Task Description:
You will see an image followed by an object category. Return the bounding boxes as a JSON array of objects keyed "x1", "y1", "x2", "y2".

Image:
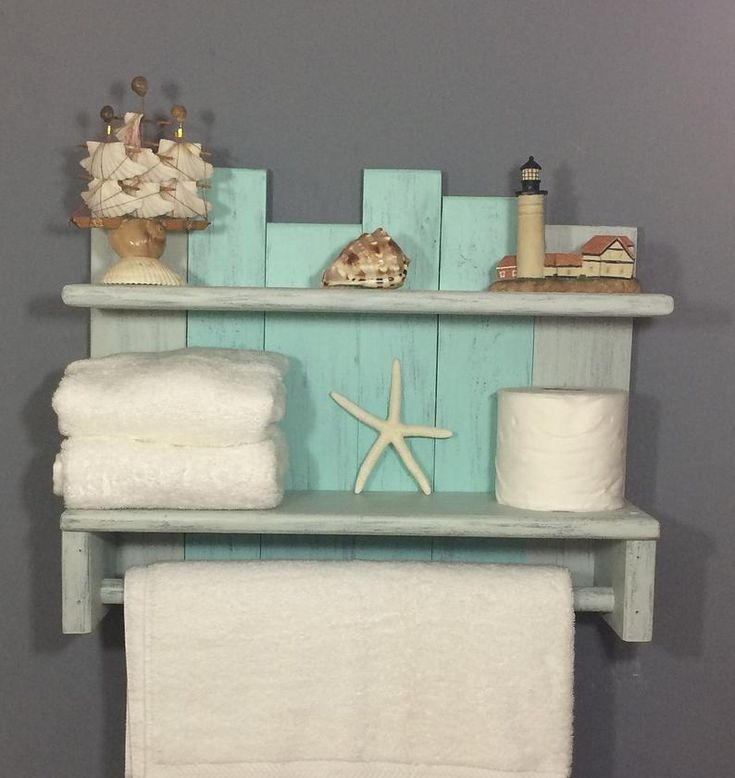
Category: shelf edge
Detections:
[{"x1": 62, "y1": 285, "x2": 674, "y2": 318}]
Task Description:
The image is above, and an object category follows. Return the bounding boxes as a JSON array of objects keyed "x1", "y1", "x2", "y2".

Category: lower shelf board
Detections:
[
  {"x1": 60, "y1": 490, "x2": 660, "y2": 539},
  {"x1": 60, "y1": 491, "x2": 659, "y2": 642}
]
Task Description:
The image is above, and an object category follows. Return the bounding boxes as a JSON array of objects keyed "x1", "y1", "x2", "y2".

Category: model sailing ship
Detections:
[{"x1": 72, "y1": 76, "x2": 213, "y2": 285}]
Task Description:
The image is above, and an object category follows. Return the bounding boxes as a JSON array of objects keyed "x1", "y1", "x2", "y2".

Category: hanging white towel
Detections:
[
  {"x1": 124, "y1": 561, "x2": 574, "y2": 778},
  {"x1": 52, "y1": 347, "x2": 288, "y2": 446},
  {"x1": 54, "y1": 428, "x2": 287, "y2": 509}
]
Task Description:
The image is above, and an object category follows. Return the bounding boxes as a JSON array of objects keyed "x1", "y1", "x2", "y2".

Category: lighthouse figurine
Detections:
[
  {"x1": 490, "y1": 156, "x2": 642, "y2": 292},
  {"x1": 515, "y1": 156, "x2": 547, "y2": 278}
]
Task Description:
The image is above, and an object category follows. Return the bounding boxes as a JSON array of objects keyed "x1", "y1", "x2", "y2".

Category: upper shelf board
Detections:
[
  {"x1": 62, "y1": 285, "x2": 674, "y2": 318},
  {"x1": 61, "y1": 491, "x2": 660, "y2": 539}
]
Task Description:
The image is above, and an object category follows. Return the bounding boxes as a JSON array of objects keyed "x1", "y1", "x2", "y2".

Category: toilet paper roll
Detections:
[{"x1": 495, "y1": 387, "x2": 628, "y2": 512}]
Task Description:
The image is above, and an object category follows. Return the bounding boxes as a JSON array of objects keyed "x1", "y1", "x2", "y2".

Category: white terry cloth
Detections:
[
  {"x1": 124, "y1": 561, "x2": 574, "y2": 778},
  {"x1": 52, "y1": 348, "x2": 288, "y2": 446},
  {"x1": 53, "y1": 428, "x2": 286, "y2": 509}
]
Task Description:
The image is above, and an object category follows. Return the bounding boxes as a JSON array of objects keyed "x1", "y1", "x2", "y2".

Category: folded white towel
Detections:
[
  {"x1": 52, "y1": 348, "x2": 288, "y2": 446},
  {"x1": 125, "y1": 561, "x2": 574, "y2": 778},
  {"x1": 54, "y1": 429, "x2": 287, "y2": 509}
]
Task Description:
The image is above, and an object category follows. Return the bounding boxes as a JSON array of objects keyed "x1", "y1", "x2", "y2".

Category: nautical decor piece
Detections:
[
  {"x1": 515, "y1": 156, "x2": 547, "y2": 279},
  {"x1": 490, "y1": 158, "x2": 641, "y2": 292},
  {"x1": 72, "y1": 76, "x2": 213, "y2": 285},
  {"x1": 495, "y1": 387, "x2": 629, "y2": 512},
  {"x1": 321, "y1": 228, "x2": 410, "y2": 288},
  {"x1": 330, "y1": 359, "x2": 453, "y2": 494}
]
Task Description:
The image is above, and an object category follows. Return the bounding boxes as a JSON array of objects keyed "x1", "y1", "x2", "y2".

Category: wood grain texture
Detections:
[
  {"x1": 435, "y1": 196, "x2": 531, "y2": 492},
  {"x1": 63, "y1": 181, "x2": 663, "y2": 641},
  {"x1": 433, "y1": 196, "x2": 531, "y2": 563},
  {"x1": 60, "y1": 492, "x2": 660, "y2": 539},
  {"x1": 527, "y1": 226, "x2": 638, "y2": 600},
  {"x1": 596, "y1": 539, "x2": 657, "y2": 641},
  {"x1": 353, "y1": 170, "x2": 443, "y2": 559},
  {"x1": 64, "y1": 284, "x2": 674, "y2": 317},
  {"x1": 359, "y1": 170, "x2": 442, "y2": 492},
  {"x1": 62, "y1": 232, "x2": 188, "y2": 632},
  {"x1": 187, "y1": 168, "x2": 267, "y2": 349},
  {"x1": 89, "y1": 230, "x2": 188, "y2": 357},
  {"x1": 184, "y1": 168, "x2": 268, "y2": 561},
  {"x1": 261, "y1": 222, "x2": 362, "y2": 560},
  {"x1": 61, "y1": 531, "x2": 110, "y2": 634}
]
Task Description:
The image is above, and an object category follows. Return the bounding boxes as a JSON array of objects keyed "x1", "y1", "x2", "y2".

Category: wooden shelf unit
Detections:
[{"x1": 59, "y1": 169, "x2": 673, "y2": 643}]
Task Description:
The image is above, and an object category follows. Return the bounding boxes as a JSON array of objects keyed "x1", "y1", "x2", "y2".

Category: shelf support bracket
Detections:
[
  {"x1": 61, "y1": 531, "x2": 111, "y2": 634},
  {"x1": 595, "y1": 539, "x2": 656, "y2": 641}
]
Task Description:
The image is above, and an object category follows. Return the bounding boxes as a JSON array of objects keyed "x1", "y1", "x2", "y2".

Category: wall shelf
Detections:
[
  {"x1": 59, "y1": 172, "x2": 670, "y2": 646},
  {"x1": 62, "y1": 284, "x2": 674, "y2": 318},
  {"x1": 61, "y1": 491, "x2": 658, "y2": 642},
  {"x1": 61, "y1": 491, "x2": 660, "y2": 539}
]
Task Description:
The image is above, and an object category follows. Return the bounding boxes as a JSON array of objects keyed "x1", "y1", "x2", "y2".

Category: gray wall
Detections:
[{"x1": 1, "y1": 1, "x2": 733, "y2": 775}]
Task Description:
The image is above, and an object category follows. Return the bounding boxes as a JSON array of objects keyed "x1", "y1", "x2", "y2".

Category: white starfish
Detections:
[{"x1": 330, "y1": 359, "x2": 453, "y2": 495}]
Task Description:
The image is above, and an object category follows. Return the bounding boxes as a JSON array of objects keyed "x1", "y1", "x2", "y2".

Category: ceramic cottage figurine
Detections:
[
  {"x1": 321, "y1": 228, "x2": 410, "y2": 288},
  {"x1": 489, "y1": 157, "x2": 641, "y2": 293},
  {"x1": 72, "y1": 76, "x2": 214, "y2": 285}
]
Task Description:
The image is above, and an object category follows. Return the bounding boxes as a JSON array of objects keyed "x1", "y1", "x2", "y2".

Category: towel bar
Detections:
[{"x1": 99, "y1": 578, "x2": 615, "y2": 612}]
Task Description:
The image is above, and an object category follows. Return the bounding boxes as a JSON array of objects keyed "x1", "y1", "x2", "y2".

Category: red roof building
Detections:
[{"x1": 496, "y1": 235, "x2": 636, "y2": 280}]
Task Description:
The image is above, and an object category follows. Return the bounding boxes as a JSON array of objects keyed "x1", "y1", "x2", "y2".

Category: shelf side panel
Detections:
[
  {"x1": 185, "y1": 168, "x2": 268, "y2": 561},
  {"x1": 433, "y1": 196, "x2": 532, "y2": 564},
  {"x1": 262, "y1": 222, "x2": 363, "y2": 560}
]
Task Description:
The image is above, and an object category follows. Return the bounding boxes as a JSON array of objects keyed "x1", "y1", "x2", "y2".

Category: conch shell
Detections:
[{"x1": 321, "y1": 228, "x2": 410, "y2": 288}]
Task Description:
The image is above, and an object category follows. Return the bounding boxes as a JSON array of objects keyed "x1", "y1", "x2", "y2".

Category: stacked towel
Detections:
[
  {"x1": 52, "y1": 348, "x2": 289, "y2": 510},
  {"x1": 125, "y1": 561, "x2": 575, "y2": 778}
]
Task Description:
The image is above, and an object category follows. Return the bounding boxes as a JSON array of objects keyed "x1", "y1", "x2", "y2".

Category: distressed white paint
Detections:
[
  {"x1": 89, "y1": 230, "x2": 189, "y2": 357},
  {"x1": 60, "y1": 232, "x2": 188, "y2": 633},
  {"x1": 527, "y1": 226, "x2": 639, "y2": 603},
  {"x1": 61, "y1": 492, "x2": 660, "y2": 539},
  {"x1": 59, "y1": 221, "x2": 665, "y2": 641},
  {"x1": 61, "y1": 531, "x2": 110, "y2": 634},
  {"x1": 63, "y1": 284, "x2": 674, "y2": 318},
  {"x1": 596, "y1": 539, "x2": 657, "y2": 641}
]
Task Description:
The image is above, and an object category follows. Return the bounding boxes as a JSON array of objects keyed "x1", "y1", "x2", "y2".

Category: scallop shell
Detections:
[
  {"x1": 321, "y1": 228, "x2": 410, "y2": 288},
  {"x1": 100, "y1": 256, "x2": 184, "y2": 286}
]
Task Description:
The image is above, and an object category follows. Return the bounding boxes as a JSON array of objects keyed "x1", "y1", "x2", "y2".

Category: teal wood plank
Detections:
[
  {"x1": 433, "y1": 196, "x2": 532, "y2": 563},
  {"x1": 185, "y1": 167, "x2": 267, "y2": 561},
  {"x1": 355, "y1": 170, "x2": 443, "y2": 559},
  {"x1": 359, "y1": 169, "x2": 442, "y2": 491},
  {"x1": 261, "y1": 222, "x2": 362, "y2": 559},
  {"x1": 187, "y1": 167, "x2": 267, "y2": 349}
]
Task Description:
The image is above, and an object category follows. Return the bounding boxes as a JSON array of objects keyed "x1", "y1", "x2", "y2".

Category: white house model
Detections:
[{"x1": 497, "y1": 235, "x2": 636, "y2": 281}]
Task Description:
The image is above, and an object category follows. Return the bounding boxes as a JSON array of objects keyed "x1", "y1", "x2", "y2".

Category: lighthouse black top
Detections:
[{"x1": 517, "y1": 156, "x2": 547, "y2": 195}]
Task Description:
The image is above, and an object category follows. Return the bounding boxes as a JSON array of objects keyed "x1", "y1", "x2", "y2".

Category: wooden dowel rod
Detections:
[{"x1": 100, "y1": 578, "x2": 614, "y2": 612}]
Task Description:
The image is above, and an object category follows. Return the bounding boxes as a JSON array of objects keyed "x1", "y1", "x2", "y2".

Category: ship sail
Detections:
[
  {"x1": 76, "y1": 86, "x2": 213, "y2": 227},
  {"x1": 81, "y1": 180, "x2": 140, "y2": 217},
  {"x1": 80, "y1": 141, "x2": 147, "y2": 180},
  {"x1": 115, "y1": 112, "x2": 144, "y2": 151},
  {"x1": 157, "y1": 139, "x2": 213, "y2": 182},
  {"x1": 121, "y1": 181, "x2": 174, "y2": 218},
  {"x1": 160, "y1": 180, "x2": 211, "y2": 219}
]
